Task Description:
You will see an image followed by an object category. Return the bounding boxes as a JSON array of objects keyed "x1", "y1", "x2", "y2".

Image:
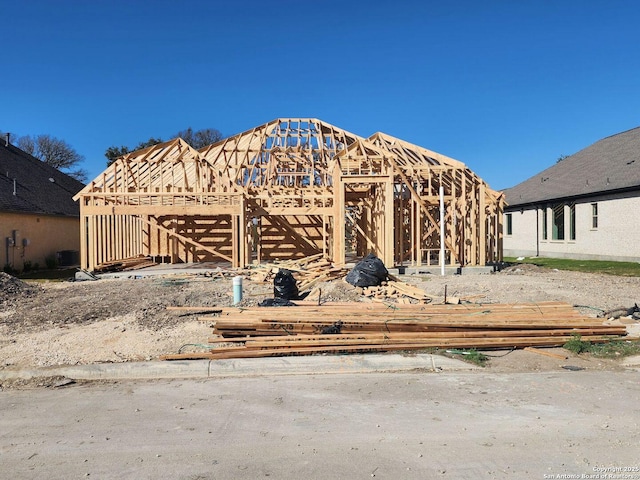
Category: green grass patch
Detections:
[
  {"x1": 563, "y1": 334, "x2": 592, "y2": 354},
  {"x1": 504, "y1": 257, "x2": 640, "y2": 277},
  {"x1": 590, "y1": 340, "x2": 640, "y2": 358},
  {"x1": 444, "y1": 348, "x2": 488, "y2": 366},
  {"x1": 563, "y1": 334, "x2": 640, "y2": 358}
]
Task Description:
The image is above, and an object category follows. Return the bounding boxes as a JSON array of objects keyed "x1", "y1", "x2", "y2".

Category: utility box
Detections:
[{"x1": 57, "y1": 250, "x2": 79, "y2": 266}]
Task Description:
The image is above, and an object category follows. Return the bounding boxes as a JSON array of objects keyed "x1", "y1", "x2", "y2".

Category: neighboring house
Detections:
[
  {"x1": 0, "y1": 137, "x2": 85, "y2": 271},
  {"x1": 503, "y1": 126, "x2": 640, "y2": 262}
]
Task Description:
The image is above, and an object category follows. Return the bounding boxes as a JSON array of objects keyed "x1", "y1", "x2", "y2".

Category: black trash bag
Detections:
[
  {"x1": 273, "y1": 269, "x2": 299, "y2": 300},
  {"x1": 258, "y1": 298, "x2": 297, "y2": 307},
  {"x1": 345, "y1": 253, "x2": 388, "y2": 287}
]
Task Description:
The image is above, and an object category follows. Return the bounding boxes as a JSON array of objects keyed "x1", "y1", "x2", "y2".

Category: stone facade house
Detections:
[{"x1": 503, "y1": 127, "x2": 640, "y2": 261}]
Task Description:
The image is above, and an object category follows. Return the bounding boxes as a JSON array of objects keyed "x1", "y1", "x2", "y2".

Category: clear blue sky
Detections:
[{"x1": 2, "y1": 0, "x2": 639, "y2": 190}]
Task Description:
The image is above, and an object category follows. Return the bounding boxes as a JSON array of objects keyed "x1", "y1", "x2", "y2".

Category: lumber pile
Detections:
[
  {"x1": 94, "y1": 255, "x2": 156, "y2": 273},
  {"x1": 161, "y1": 301, "x2": 627, "y2": 360}
]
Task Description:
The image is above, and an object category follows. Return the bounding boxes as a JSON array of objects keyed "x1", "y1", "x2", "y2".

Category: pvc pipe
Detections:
[
  {"x1": 440, "y1": 185, "x2": 445, "y2": 276},
  {"x1": 233, "y1": 276, "x2": 243, "y2": 304}
]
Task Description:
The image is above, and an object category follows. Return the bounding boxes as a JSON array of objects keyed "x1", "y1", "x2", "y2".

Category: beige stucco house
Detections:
[
  {"x1": 0, "y1": 138, "x2": 84, "y2": 271},
  {"x1": 503, "y1": 126, "x2": 640, "y2": 262}
]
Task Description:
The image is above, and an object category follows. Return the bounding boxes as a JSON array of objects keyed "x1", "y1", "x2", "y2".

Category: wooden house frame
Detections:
[{"x1": 74, "y1": 118, "x2": 503, "y2": 271}]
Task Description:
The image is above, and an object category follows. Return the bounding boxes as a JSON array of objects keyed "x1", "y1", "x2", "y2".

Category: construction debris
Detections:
[
  {"x1": 345, "y1": 254, "x2": 388, "y2": 287},
  {"x1": 238, "y1": 255, "x2": 438, "y2": 304},
  {"x1": 243, "y1": 254, "x2": 347, "y2": 296},
  {"x1": 273, "y1": 269, "x2": 299, "y2": 300},
  {"x1": 601, "y1": 304, "x2": 640, "y2": 320},
  {"x1": 161, "y1": 301, "x2": 627, "y2": 360},
  {"x1": 357, "y1": 276, "x2": 433, "y2": 304}
]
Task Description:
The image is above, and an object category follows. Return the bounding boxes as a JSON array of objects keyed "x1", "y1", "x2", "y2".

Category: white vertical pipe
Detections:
[
  {"x1": 233, "y1": 276, "x2": 243, "y2": 304},
  {"x1": 439, "y1": 185, "x2": 445, "y2": 276}
]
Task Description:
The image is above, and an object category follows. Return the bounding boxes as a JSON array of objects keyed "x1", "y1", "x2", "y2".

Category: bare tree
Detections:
[
  {"x1": 15, "y1": 134, "x2": 87, "y2": 182},
  {"x1": 105, "y1": 137, "x2": 163, "y2": 166},
  {"x1": 104, "y1": 128, "x2": 224, "y2": 166},
  {"x1": 174, "y1": 127, "x2": 223, "y2": 149}
]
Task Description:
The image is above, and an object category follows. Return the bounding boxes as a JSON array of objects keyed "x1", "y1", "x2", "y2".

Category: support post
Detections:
[
  {"x1": 239, "y1": 196, "x2": 246, "y2": 268},
  {"x1": 439, "y1": 185, "x2": 445, "y2": 276},
  {"x1": 479, "y1": 183, "x2": 486, "y2": 266},
  {"x1": 332, "y1": 163, "x2": 345, "y2": 265},
  {"x1": 384, "y1": 177, "x2": 395, "y2": 266}
]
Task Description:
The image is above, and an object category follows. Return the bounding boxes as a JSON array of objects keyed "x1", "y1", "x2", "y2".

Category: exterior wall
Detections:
[
  {"x1": 504, "y1": 191, "x2": 640, "y2": 261},
  {"x1": 503, "y1": 208, "x2": 539, "y2": 257},
  {"x1": 0, "y1": 212, "x2": 80, "y2": 270}
]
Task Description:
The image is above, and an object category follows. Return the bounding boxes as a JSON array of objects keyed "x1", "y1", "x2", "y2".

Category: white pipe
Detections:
[
  {"x1": 439, "y1": 185, "x2": 445, "y2": 276},
  {"x1": 233, "y1": 276, "x2": 243, "y2": 304}
]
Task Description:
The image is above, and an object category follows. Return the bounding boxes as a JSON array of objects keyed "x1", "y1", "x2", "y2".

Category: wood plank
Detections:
[{"x1": 523, "y1": 347, "x2": 568, "y2": 360}]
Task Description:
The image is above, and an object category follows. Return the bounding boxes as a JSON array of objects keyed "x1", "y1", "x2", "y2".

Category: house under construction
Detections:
[{"x1": 74, "y1": 118, "x2": 504, "y2": 271}]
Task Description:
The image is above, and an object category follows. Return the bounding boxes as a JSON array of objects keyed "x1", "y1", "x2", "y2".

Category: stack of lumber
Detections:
[
  {"x1": 161, "y1": 301, "x2": 627, "y2": 360},
  {"x1": 244, "y1": 254, "x2": 347, "y2": 293},
  {"x1": 94, "y1": 255, "x2": 156, "y2": 273}
]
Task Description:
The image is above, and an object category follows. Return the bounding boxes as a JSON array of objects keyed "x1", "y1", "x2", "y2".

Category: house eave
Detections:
[{"x1": 504, "y1": 185, "x2": 640, "y2": 211}]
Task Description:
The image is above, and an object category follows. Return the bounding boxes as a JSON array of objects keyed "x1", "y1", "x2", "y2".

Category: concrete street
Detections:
[{"x1": 2, "y1": 370, "x2": 639, "y2": 480}]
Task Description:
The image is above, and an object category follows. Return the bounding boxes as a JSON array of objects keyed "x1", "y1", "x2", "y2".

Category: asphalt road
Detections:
[{"x1": 2, "y1": 371, "x2": 639, "y2": 480}]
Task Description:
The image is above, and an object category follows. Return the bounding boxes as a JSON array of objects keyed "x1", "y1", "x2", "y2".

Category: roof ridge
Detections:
[
  {"x1": 505, "y1": 125, "x2": 640, "y2": 207},
  {"x1": 600, "y1": 125, "x2": 640, "y2": 141}
]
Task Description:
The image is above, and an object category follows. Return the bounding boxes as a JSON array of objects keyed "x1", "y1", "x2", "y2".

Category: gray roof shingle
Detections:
[
  {"x1": 0, "y1": 141, "x2": 84, "y2": 217},
  {"x1": 504, "y1": 126, "x2": 640, "y2": 207}
]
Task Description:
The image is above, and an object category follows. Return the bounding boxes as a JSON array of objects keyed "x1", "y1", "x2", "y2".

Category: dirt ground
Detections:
[{"x1": 1, "y1": 264, "x2": 639, "y2": 375}]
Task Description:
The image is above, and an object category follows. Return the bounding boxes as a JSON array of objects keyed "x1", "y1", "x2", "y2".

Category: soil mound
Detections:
[{"x1": 0, "y1": 273, "x2": 42, "y2": 304}]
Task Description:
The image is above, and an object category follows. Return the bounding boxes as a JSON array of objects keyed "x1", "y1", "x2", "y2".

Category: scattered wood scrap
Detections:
[
  {"x1": 357, "y1": 279, "x2": 433, "y2": 304},
  {"x1": 243, "y1": 254, "x2": 347, "y2": 294},
  {"x1": 166, "y1": 306, "x2": 223, "y2": 316},
  {"x1": 242, "y1": 255, "x2": 436, "y2": 304},
  {"x1": 523, "y1": 346, "x2": 568, "y2": 360},
  {"x1": 161, "y1": 301, "x2": 627, "y2": 360}
]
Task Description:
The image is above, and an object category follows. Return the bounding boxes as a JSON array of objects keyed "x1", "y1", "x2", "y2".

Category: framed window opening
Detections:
[
  {"x1": 591, "y1": 203, "x2": 598, "y2": 229},
  {"x1": 506, "y1": 213, "x2": 513, "y2": 235},
  {"x1": 542, "y1": 207, "x2": 548, "y2": 240}
]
